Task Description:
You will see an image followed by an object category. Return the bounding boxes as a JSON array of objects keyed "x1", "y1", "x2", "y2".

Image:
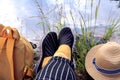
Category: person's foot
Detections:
[
  {"x1": 37, "y1": 32, "x2": 58, "y2": 72},
  {"x1": 58, "y1": 27, "x2": 75, "y2": 70},
  {"x1": 58, "y1": 27, "x2": 74, "y2": 49}
]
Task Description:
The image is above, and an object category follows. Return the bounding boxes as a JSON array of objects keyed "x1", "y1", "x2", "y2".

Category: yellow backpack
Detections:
[{"x1": 0, "y1": 24, "x2": 34, "y2": 80}]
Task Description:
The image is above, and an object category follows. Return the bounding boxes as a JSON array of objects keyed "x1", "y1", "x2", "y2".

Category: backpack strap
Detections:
[
  {"x1": 0, "y1": 38, "x2": 7, "y2": 53},
  {"x1": 1, "y1": 27, "x2": 15, "y2": 80}
]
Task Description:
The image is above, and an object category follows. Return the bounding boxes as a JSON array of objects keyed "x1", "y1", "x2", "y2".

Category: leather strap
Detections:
[{"x1": 23, "y1": 66, "x2": 33, "y2": 79}]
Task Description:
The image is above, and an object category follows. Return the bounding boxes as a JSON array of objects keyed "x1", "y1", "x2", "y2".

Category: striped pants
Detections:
[{"x1": 35, "y1": 57, "x2": 76, "y2": 80}]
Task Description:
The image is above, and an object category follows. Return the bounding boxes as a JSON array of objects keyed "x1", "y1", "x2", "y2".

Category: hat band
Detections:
[{"x1": 93, "y1": 58, "x2": 120, "y2": 74}]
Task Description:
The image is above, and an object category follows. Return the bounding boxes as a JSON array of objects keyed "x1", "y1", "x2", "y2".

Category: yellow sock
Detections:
[
  {"x1": 42, "y1": 56, "x2": 52, "y2": 68},
  {"x1": 53, "y1": 44, "x2": 71, "y2": 61}
]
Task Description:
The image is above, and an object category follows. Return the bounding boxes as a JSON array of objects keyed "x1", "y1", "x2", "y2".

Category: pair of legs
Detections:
[{"x1": 35, "y1": 27, "x2": 76, "y2": 80}]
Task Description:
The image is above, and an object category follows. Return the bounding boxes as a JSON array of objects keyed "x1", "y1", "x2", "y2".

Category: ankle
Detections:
[
  {"x1": 42, "y1": 56, "x2": 52, "y2": 68},
  {"x1": 53, "y1": 44, "x2": 71, "y2": 60}
]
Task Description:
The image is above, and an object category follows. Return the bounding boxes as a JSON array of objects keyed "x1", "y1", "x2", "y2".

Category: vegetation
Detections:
[{"x1": 72, "y1": 0, "x2": 120, "y2": 79}]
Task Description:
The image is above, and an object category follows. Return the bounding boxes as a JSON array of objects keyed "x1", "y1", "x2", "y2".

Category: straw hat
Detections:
[{"x1": 85, "y1": 42, "x2": 120, "y2": 80}]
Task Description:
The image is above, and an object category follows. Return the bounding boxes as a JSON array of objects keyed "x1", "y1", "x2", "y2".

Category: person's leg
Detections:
[
  {"x1": 36, "y1": 32, "x2": 58, "y2": 73},
  {"x1": 39, "y1": 27, "x2": 74, "y2": 69},
  {"x1": 35, "y1": 27, "x2": 76, "y2": 80},
  {"x1": 42, "y1": 27, "x2": 74, "y2": 63},
  {"x1": 53, "y1": 27, "x2": 74, "y2": 68},
  {"x1": 41, "y1": 27, "x2": 74, "y2": 68}
]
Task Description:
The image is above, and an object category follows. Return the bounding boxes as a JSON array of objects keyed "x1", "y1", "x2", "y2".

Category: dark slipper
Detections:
[
  {"x1": 58, "y1": 27, "x2": 74, "y2": 49},
  {"x1": 37, "y1": 32, "x2": 58, "y2": 72}
]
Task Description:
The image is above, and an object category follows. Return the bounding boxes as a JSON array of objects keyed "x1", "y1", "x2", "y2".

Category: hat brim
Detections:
[{"x1": 85, "y1": 44, "x2": 120, "y2": 80}]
